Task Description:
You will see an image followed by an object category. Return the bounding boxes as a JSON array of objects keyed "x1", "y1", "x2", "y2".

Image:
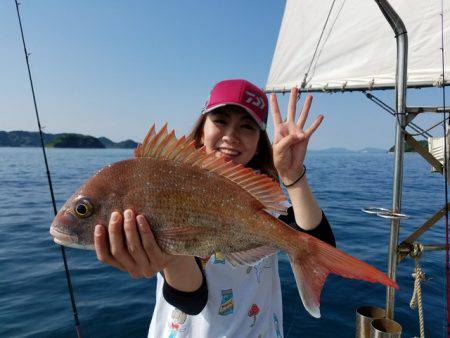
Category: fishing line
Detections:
[
  {"x1": 439, "y1": 0, "x2": 450, "y2": 334},
  {"x1": 13, "y1": 1, "x2": 83, "y2": 337}
]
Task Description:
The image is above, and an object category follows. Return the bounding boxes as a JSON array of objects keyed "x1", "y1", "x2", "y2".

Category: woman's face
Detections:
[{"x1": 202, "y1": 107, "x2": 260, "y2": 165}]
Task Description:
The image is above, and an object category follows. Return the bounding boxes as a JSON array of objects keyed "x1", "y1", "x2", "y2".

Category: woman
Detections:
[{"x1": 94, "y1": 79, "x2": 335, "y2": 337}]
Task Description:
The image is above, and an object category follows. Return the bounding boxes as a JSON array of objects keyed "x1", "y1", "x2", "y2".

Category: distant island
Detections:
[
  {"x1": 0, "y1": 131, "x2": 138, "y2": 149},
  {"x1": 312, "y1": 144, "x2": 427, "y2": 154},
  {"x1": 388, "y1": 140, "x2": 428, "y2": 153},
  {"x1": 312, "y1": 147, "x2": 386, "y2": 153},
  {"x1": 0, "y1": 130, "x2": 429, "y2": 152}
]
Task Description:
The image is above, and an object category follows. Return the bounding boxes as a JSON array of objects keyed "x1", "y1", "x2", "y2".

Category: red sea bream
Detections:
[{"x1": 50, "y1": 124, "x2": 398, "y2": 318}]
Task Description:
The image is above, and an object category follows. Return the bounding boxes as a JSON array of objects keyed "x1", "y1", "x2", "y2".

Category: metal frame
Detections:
[
  {"x1": 265, "y1": 0, "x2": 449, "y2": 326},
  {"x1": 373, "y1": 0, "x2": 447, "y2": 321},
  {"x1": 398, "y1": 204, "x2": 450, "y2": 262},
  {"x1": 404, "y1": 133, "x2": 444, "y2": 173},
  {"x1": 374, "y1": 0, "x2": 408, "y2": 319},
  {"x1": 263, "y1": 0, "x2": 449, "y2": 328},
  {"x1": 265, "y1": 82, "x2": 450, "y2": 94}
]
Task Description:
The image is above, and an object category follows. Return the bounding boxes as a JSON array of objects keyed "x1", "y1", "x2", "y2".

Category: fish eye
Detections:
[{"x1": 74, "y1": 199, "x2": 93, "y2": 218}]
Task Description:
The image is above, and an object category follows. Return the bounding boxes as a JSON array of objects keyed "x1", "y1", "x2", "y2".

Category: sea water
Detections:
[{"x1": 0, "y1": 148, "x2": 446, "y2": 337}]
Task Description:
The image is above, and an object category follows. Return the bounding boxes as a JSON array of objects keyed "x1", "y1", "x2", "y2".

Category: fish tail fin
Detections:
[{"x1": 287, "y1": 232, "x2": 398, "y2": 318}]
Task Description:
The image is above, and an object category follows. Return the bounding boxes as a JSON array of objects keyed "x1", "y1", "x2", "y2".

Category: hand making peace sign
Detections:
[{"x1": 270, "y1": 88, "x2": 324, "y2": 186}]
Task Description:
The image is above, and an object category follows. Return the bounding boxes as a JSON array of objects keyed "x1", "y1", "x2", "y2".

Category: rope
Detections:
[
  {"x1": 307, "y1": 0, "x2": 346, "y2": 88},
  {"x1": 295, "y1": 0, "x2": 343, "y2": 106},
  {"x1": 410, "y1": 118, "x2": 450, "y2": 137},
  {"x1": 13, "y1": 1, "x2": 82, "y2": 337},
  {"x1": 409, "y1": 245, "x2": 426, "y2": 338},
  {"x1": 299, "y1": 0, "x2": 338, "y2": 91},
  {"x1": 363, "y1": 92, "x2": 434, "y2": 139}
]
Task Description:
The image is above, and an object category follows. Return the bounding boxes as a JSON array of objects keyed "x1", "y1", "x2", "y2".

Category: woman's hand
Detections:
[
  {"x1": 270, "y1": 88, "x2": 323, "y2": 185},
  {"x1": 94, "y1": 209, "x2": 175, "y2": 279}
]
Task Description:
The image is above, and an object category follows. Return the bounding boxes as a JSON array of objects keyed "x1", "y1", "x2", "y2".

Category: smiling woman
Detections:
[
  {"x1": 202, "y1": 107, "x2": 260, "y2": 165},
  {"x1": 89, "y1": 78, "x2": 343, "y2": 338},
  {"x1": 188, "y1": 80, "x2": 279, "y2": 181},
  {"x1": 47, "y1": 78, "x2": 398, "y2": 337}
]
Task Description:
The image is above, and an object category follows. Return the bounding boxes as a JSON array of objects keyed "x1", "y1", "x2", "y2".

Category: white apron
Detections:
[{"x1": 147, "y1": 253, "x2": 284, "y2": 338}]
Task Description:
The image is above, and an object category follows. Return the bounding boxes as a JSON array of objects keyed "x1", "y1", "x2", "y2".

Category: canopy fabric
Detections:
[
  {"x1": 265, "y1": 0, "x2": 450, "y2": 92},
  {"x1": 428, "y1": 133, "x2": 450, "y2": 180}
]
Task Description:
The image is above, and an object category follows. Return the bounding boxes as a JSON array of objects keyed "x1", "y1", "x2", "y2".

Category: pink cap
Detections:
[{"x1": 202, "y1": 79, "x2": 268, "y2": 130}]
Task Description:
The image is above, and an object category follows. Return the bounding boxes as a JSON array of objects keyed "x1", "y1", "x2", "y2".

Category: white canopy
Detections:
[
  {"x1": 266, "y1": 0, "x2": 450, "y2": 92},
  {"x1": 428, "y1": 131, "x2": 450, "y2": 180}
]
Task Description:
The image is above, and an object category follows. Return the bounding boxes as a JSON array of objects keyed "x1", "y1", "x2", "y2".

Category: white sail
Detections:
[{"x1": 266, "y1": 0, "x2": 450, "y2": 92}]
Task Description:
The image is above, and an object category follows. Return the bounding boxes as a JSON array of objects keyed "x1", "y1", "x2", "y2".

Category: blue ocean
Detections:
[{"x1": 0, "y1": 147, "x2": 446, "y2": 337}]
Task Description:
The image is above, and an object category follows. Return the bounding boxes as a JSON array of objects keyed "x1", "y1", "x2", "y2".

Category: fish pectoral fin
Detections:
[
  {"x1": 153, "y1": 225, "x2": 215, "y2": 240},
  {"x1": 224, "y1": 245, "x2": 278, "y2": 267}
]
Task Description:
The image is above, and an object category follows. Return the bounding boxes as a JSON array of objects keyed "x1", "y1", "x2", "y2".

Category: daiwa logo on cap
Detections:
[
  {"x1": 201, "y1": 79, "x2": 269, "y2": 130},
  {"x1": 244, "y1": 90, "x2": 266, "y2": 110}
]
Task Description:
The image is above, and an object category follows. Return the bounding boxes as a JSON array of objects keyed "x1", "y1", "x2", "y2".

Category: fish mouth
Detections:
[{"x1": 50, "y1": 226, "x2": 94, "y2": 251}]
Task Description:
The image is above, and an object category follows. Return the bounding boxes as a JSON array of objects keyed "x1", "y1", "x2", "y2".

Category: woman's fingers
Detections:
[
  {"x1": 123, "y1": 210, "x2": 154, "y2": 278},
  {"x1": 108, "y1": 211, "x2": 140, "y2": 278},
  {"x1": 94, "y1": 224, "x2": 126, "y2": 272},
  {"x1": 136, "y1": 214, "x2": 171, "y2": 272},
  {"x1": 270, "y1": 93, "x2": 283, "y2": 125},
  {"x1": 304, "y1": 115, "x2": 324, "y2": 138},
  {"x1": 95, "y1": 211, "x2": 169, "y2": 279},
  {"x1": 274, "y1": 134, "x2": 302, "y2": 156},
  {"x1": 297, "y1": 95, "x2": 313, "y2": 129},
  {"x1": 287, "y1": 87, "x2": 299, "y2": 122}
]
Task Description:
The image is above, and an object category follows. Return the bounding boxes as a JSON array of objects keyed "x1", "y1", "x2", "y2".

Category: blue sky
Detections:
[{"x1": 1, "y1": 0, "x2": 447, "y2": 150}]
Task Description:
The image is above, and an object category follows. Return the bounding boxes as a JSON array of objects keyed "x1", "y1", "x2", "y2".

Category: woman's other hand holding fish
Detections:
[
  {"x1": 95, "y1": 210, "x2": 203, "y2": 291},
  {"x1": 94, "y1": 210, "x2": 175, "y2": 278},
  {"x1": 270, "y1": 88, "x2": 324, "y2": 230}
]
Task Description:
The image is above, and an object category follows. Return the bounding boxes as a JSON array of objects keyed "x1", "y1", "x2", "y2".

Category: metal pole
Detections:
[{"x1": 374, "y1": 0, "x2": 408, "y2": 319}]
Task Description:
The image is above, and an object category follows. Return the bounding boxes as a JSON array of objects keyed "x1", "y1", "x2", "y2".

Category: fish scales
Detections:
[
  {"x1": 50, "y1": 124, "x2": 398, "y2": 318},
  {"x1": 58, "y1": 157, "x2": 267, "y2": 258}
]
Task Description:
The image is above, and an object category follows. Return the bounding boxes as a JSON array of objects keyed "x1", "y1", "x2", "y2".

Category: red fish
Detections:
[{"x1": 50, "y1": 124, "x2": 398, "y2": 318}]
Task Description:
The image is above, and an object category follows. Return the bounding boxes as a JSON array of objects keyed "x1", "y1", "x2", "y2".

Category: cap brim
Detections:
[{"x1": 202, "y1": 103, "x2": 266, "y2": 130}]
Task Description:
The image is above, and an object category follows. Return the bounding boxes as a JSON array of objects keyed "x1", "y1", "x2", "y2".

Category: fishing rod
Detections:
[
  {"x1": 439, "y1": 0, "x2": 450, "y2": 335},
  {"x1": 13, "y1": 1, "x2": 83, "y2": 337}
]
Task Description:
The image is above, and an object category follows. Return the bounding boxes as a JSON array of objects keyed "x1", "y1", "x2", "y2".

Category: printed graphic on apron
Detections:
[
  {"x1": 246, "y1": 259, "x2": 272, "y2": 283},
  {"x1": 218, "y1": 289, "x2": 234, "y2": 316},
  {"x1": 248, "y1": 303, "x2": 260, "y2": 327},
  {"x1": 168, "y1": 308, "x2": 187, "y2": 338},
  {"x1": 273, "y1": 313, "x2": 282, "y2": 338},
  {"x1": 213, "y1": 251, "x2": 225, "y2": 264}
]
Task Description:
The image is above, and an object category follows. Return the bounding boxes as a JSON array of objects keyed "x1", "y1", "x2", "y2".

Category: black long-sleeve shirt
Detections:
[{"x1": 162, "y1": 207, "x2": 335, "y2": 315}]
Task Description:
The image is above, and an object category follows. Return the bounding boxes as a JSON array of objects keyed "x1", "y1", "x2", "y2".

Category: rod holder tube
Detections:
[
  {"x1": 374, "y1": 0, "x2": 408, "y2": 320},
  {"x1": 356, "y1": 306, "x2": 386, "y2": 338},
  {"x1": 370, "y1": 318, "x2": 402, "y2": 338}
]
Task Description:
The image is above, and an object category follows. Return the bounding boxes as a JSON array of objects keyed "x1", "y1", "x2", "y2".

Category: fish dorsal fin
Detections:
[{"x1": 135, "y1": 124, "x2": 288, "y2": 214}]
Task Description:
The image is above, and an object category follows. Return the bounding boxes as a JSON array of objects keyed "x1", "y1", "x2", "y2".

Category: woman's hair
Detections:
[{"x1": 187, "y1": 107, "x2": 279, "y2": 182}]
